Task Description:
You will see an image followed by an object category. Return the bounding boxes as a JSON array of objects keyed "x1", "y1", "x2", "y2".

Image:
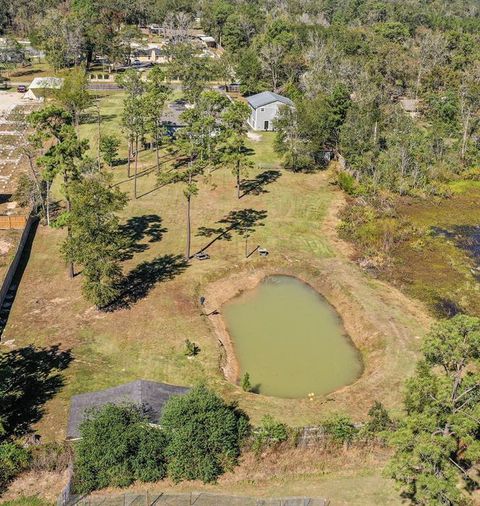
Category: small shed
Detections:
[
  {"x1": 400, "y1": 98, "x2": 421, "y2": 118},
  {"x1": 199, "y1": 35, "x2": 217, "y2": 48},
  {"x1": 24, "y1": 77, "x2": 64, "y2": 101},
  {"x1": 246, "y1": 91, "x2": 294, "y2": 131},
  {"x1": 66, "y1": 380, "x2": 190, "y2": 440}
]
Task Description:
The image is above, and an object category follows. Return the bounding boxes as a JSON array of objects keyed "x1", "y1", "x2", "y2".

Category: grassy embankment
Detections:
[{"x1": 1, "y1": 91, "x2": 427, "y2": 503}]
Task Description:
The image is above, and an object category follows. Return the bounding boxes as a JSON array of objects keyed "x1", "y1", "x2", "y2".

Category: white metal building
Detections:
[
  {"x1": 246, "y1": 91, "x2": 294, "y2": 131},
  {"x1": 24, "y1": 77, "x2": 64, "y2": 101}
]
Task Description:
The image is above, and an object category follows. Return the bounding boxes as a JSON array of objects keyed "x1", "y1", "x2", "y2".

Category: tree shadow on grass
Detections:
[
  {"x1": 107, "y1": 254, "x2": 188, "y2": 310},
  {"x1": 0, "y1": 345, "x2": 72, "y2": 439},
  {"x1": 119, "y1": 214, "x2": 167, "y2": 260},
  {"x1": 240, "y1": 170, "x2": 281, "y2": 198},
  {"x1": 196, "y1": 208, "x2": 267, "y2": 254}
]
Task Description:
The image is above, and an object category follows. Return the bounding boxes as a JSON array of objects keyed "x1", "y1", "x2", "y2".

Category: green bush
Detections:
[
  {"x1": 322, "y1": 414, "x2": 358, "y2": 444},
  {"x1": 74, "y1": 404, "x2": 167, "y2": 493},
  {"x1": 184, "y1": 339, "x2": 200, "y2": 357},
  {"x1": 161, "y1": 385, "x2": 250, "y2": 483},
  {"x1": 358, "y1": 401, "x2": 395, "y2": 442},
  {"x1": 241, "y1": 372, "x2": 252, "y2": 392},
  {"x1": 0, "y1": 442, "x2": 30, "y2": 491},
  {"x1": 365, "y1": 401, "x2": 394, "y2": 434},
  {"x1": 336, "y1": 171, "x2": 363, "y2": 196},
  {"x1": 252, "y1": 415, "x2": 289, "y2": 454}
]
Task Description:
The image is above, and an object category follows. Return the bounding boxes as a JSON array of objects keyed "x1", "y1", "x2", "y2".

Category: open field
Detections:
[
  {"x1": 7, "y1": 63, "x2": 55, "y2": 84},
  {"x1": 1, "y1": 91, "x2": 429, "y2": 501}
]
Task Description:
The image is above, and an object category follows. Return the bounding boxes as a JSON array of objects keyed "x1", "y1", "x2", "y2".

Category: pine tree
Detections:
[{"x1": 61, "y1": 173, "x2": 128, "y2": 307}]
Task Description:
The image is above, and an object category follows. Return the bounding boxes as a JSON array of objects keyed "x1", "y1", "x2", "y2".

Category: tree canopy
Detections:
[
  {"x1": 75, "y1": 404, "x2": 168, "y2": 493},
  {"x1": 389, "y1": 315, "x2": 480, "y2": 505}
]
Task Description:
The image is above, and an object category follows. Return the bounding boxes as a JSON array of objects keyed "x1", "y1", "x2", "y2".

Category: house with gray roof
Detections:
[
  {"x1": 66, "y1": 380, "x2": 190, "y2": 439},
  {"x1": 246, "y1": 91, "x2": 294, "y2": 131}
]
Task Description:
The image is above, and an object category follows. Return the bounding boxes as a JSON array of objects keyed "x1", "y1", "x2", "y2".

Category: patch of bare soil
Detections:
[{"x1": 0, "y1": 239, "x2": 12, "y2": 255}]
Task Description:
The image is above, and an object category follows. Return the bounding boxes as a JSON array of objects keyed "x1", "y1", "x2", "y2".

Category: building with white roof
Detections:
[{"x1": 24, "y1": 77, "x2": 64, "y2": 101}]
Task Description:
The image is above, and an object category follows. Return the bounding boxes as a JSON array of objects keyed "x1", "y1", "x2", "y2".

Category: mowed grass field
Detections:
[
  {"x1": 5, "y1": 92, "x2": 338, "y2": 433},
  {"x1": 1, "y1": 91, "x2": 425, "y2": 502}
]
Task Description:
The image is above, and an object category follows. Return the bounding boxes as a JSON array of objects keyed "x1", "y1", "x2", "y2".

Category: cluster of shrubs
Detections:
[
  {"x1": 74, "y1": 390, "x2": 394, "y2": 494},
  {"x1": 0, "y1": 442, "x2": 30, "y2": 491},
  {"x1": 0, "y1": 440, "x2": 72, "y2": 493},
  {"x1": 337, "y1": 195, "x2": 413, "y2": 263},
  {"x1": 322, "y1": 401, "x2": 394, "y2": 445},
  {"x1": 1, "y1": 384, "x2": 393, "y2": 496},
  {"x1": 74, "y1": 385, "x2": 249, "y2": 493}
]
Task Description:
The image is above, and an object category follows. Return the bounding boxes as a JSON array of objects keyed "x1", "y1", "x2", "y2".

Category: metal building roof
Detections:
[
  {"x1": 28, "y1": 77, "x2": 64, "y2": 89},
  {"x1": 246, "y1": 91, "x2": 294, "y2": 109}
]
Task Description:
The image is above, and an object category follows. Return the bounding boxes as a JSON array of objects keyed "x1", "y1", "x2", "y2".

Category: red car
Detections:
[{"x1": 17, "y1": 85, "x2": 27, "y2": 93}]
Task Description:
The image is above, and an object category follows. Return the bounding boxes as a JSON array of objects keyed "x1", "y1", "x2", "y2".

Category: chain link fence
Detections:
[{"x1": 67, "y1": 493, "x2": 329, "y2": 506}]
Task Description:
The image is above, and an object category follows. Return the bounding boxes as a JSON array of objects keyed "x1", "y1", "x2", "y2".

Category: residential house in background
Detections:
[{"x1": 246, "y1": 91, "x2": 294, "y2": 131}]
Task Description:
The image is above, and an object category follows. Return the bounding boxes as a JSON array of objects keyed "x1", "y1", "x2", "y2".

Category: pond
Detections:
[{"x1": 223, "y1": 275, "x2": 362, "y2": 398}]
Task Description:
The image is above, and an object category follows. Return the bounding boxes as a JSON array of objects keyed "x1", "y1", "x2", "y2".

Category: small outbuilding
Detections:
[
  {"x1": 24, "y1": 77, "x2": 64, "y2": 101},
  {"x1": 399, "y1": 98, "x2": 421, "y2": 118},
  {"x1": 246, "y1": 91, "x2": 294, "y2": 131},
  {"x1": 66, "y1": 380, "x2": 190, "y2": 440},
  {"x1": 199, "y1": 35, "x2": 217, "y2": 48}
]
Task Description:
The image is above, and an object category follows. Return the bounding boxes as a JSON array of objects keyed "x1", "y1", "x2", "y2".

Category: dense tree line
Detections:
[{"x1": 4, "y1": 0, "x2": 478, "y2": 192}]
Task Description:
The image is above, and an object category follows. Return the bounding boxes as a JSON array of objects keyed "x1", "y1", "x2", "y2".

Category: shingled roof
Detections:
[
  {"x1": 66, "y1": 380, "x2": 190, "y2": 439},
  {"x1": 246, "y1": 91, "x2": 294, "y2": 109}
]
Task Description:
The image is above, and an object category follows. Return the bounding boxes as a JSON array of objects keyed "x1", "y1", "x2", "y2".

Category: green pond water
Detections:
[{"x1": 223, "y1": 275, "x2": 362, "y2": 399}]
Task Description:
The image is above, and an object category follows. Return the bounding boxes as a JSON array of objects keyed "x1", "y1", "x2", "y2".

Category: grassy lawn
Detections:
[
  {"x1": 1, "y1": 91, "x2": 429, "y2": 502},
  {"x1": 0, "y1": 498, "x2": 53, "y2": 506},
  {"x1": 245, "y1": 132, "x2": 278, "y2": 169}
]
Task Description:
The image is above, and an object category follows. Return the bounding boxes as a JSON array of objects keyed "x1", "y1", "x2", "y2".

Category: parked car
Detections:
[
  {"x1": 195, "y1": 252, "x2": 210, "y2": 260},
  {"x1": 17, "y1": 85, "x2": 27, "y2": 93}
]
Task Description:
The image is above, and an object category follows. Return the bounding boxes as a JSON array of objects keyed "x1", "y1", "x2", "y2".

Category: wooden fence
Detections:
[{"x1": 0, "y1": 214, "x2": 27, "y2": 229}]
